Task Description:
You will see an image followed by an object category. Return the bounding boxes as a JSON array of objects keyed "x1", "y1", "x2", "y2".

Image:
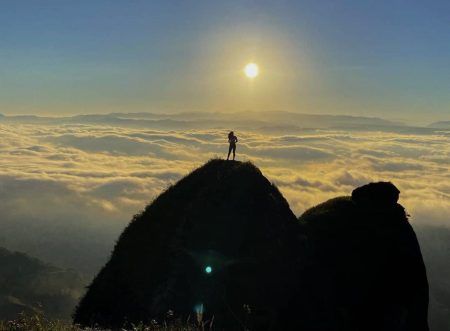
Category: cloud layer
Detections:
[{"x1": 0, "y1": 121, "x2": 449, "y2": 274}]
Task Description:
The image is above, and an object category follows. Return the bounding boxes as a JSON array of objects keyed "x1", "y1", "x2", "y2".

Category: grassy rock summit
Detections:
[
  {"x1": 74, "y1": 160, "x2": 429, "y2": 330},
  {"x1": 74, "y1": 160, "x2": 307, "y2": 329}
]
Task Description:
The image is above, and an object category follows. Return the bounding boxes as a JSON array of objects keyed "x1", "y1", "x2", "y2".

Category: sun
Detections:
[{"x1": 244, "y1": 63, "x2": 259, "y2": 78}]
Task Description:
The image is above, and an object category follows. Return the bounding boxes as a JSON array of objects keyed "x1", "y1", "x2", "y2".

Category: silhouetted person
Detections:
[{"x1": 227, "y1": 131, "x2": 238, "y2": 160}]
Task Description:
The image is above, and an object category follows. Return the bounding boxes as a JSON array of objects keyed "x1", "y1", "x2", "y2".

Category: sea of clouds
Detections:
[{"x1": 0, "y1": 117, "x2": 449, "y2": 274}]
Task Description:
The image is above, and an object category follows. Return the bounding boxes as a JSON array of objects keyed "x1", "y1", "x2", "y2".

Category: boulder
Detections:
[{"x1": 300, "y1": 182, "x2": 429, "y2": 331}]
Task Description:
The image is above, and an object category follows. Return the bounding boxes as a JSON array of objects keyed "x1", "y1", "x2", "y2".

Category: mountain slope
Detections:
[
  {"x1": 74, "y1": 159, "x2": 307, "y2": 329},
  {"x1": 0, "y1": 247, "x2": 85, "y2": 320}
]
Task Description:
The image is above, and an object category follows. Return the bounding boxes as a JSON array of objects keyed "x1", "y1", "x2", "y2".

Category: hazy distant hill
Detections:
[
  {"x1": 415, "y1": 225, "x2": 450, "y2": 331},
  {"x1": 0, "y1": 247, "x2": 86, "y2": 320},
  {"x1": 428, "y1": 121, "x2": 450, "y2": 129}
]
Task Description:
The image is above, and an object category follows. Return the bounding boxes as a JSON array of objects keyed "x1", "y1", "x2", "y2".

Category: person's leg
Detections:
[
  {"x1": 227, "y1": 144, "x2": 232, "y2": 160},
  {"x1": 232, "y1": 144, "x2": 236, "y2": 160}
]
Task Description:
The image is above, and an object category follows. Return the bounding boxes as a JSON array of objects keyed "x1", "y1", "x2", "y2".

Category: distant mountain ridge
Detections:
[
  {"x1": 0, "y1": 111, "x2": 409, "y2": 132},
  {"x1": 2, "y1": 111, "x2": 447, "y2": 133},
  {"x1": 428, "y1": 121, "x2": 450, "y2": 129}
]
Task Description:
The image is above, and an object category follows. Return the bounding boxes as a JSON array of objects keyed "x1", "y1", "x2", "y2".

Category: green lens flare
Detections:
[{"x1": 205, "y1": 266, "x2": 212, "y2": 274}]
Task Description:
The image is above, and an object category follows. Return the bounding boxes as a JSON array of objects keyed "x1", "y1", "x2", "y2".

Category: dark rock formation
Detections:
[
  {"x1": 74, "y1": 160, "x2": 307, "y2": 329},
  {"x1": 74, "y1": 160, "x2": 429, "y2": 330},
  {"x1": 299, "y1": 182, "x2": 429, "y2": 331},
  {"x1": 352, "y1": 181, "x2": 400, "y2": 205}
]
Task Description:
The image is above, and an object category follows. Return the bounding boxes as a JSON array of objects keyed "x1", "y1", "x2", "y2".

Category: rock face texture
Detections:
[
  {"x1": 74, "y1": 161, "x2": 429, "y2": 330},
  {"x1": 299, "y1": 182, "x2": 429, "y2": 331},
  {"x1": 74, "y1": 160, "x2": 307, "y2": 329}
]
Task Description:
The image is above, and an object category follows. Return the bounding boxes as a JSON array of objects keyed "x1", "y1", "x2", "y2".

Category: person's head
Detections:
[{"x1": 228, "y1": 131, "x2": 234, "y2": 138}]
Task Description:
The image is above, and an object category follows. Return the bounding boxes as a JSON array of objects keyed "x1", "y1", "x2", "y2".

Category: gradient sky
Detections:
[{"x1": 1, "y1": 0, "x2": 449, "y2": 123}]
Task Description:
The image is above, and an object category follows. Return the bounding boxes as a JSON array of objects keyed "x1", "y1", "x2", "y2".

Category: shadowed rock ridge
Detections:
[
  {"x1": 300, "y1": 181, "x2": 429, "y2": 331},
  {"x1": 74, "y1": 161, "x2": 429, "y2": 330}
]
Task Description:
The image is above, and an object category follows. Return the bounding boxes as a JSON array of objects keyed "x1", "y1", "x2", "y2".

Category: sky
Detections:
[{"x1": 1, "y1": 0, "x2": 449, "y2": 122}]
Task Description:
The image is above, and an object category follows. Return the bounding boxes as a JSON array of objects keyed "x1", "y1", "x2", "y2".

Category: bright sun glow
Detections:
[{"x1": 244, "y1": 63, "x2": 259, "y2": 78}]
